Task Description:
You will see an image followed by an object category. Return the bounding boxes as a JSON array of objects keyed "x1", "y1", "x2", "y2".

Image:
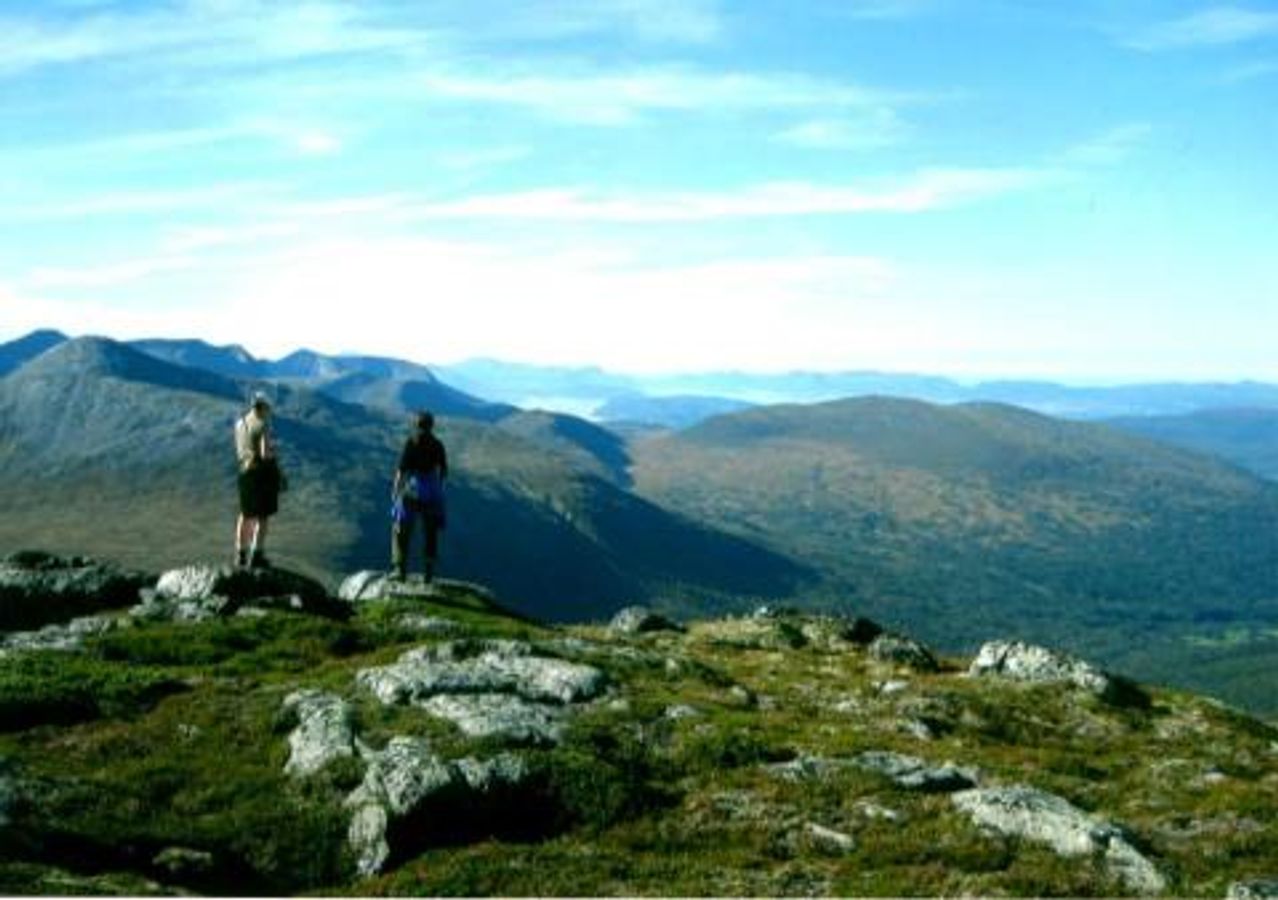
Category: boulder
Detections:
[
  {"x1": 968, "y1": 640, "x2": 1149, "y2": 707},
  {"x1": 952, "y1": 786, "x2": 1166, "y2": 895},
  {"x1": 357, "y1": 640, "x2": 607, "y2": 707},
  {"x1": 609, "y1": 606, "x2": 683, "y2": 635},
  {"x1": 344, "y1": 737, "x2": 530, "y2": 877},
  {"x1": 282, "y1": 690, "x2": 357, "y2": 777},
  {"x1": 0, "y1": 613, "x2": 125, "y2": 655},
  {"x1": 138, "y1": 564, "x2": 338, "y2": 622},
  {"x1": 420, "y1": 693, "x2": 569, "y2": 746},
  {"x1": 764, "y1": 754, "x2": 856, "y2": 783},
  {"x1": 0, "y1": 551, "x2": 151, "y2": 631},
  {"x1": 868, "y1": 634, "x2": 940, "y2": 672},
  {"x1": 852, "y1": 750, "x2": 978, "y2": 792},
  {"x1": 1230, "y1": 880, "x2": 1278, "y2": 899},
  {"x1": 805, "y1": 821, "x2": 856, "y2": 853}
]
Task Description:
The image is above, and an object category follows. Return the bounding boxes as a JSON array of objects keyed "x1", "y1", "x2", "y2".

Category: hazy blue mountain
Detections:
[
  {"x1": 434, "y1": 358, "x2": 639, "y2": 415},
  {"x1": 0, "y1": 329, "x2": 68, "y2": 376},
  {"x1": 1108, "y1": 407, "x2": 1278, "y2": 482},
  {"x1": 596, "y1": 393, "x2": 755, "y2": 429},
  {"x1": 130, "y1": 337, "x2": 264, "y2": 380},
  {"x1": 313, "y1": 369, "x2": 512, "y2": 423},
  {"x1": 0, "y1": 337, "x2": 804, "y2": 620}
]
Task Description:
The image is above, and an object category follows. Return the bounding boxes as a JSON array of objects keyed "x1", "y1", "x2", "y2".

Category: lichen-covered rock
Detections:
[
  {"x1": 852, "y1": 750, "x2": 978, "y2": 792},
  {"x1": 0, "y1": 613, "x2": 126, "y2": 655},
  {"x1": 357, "y1": 640, "x2": 607, "y2": 707},
  {"x1": 151, "y1": 846, "x2": 215, "y2": 879},
  {"x1": 344, "y1": 737, "x2": 531, "y2": 877},
  {"x1": 421, "y1": 693, "x2": 569, "y2": 745},
  {"x1": 1230, "y1": 879, "x2": 1278, "y2": 899},
  {"x1": 0, "y1": 551, "x2": 151, "y2": 631},
  {"x1": 968, "y1": 640, "x2": 1149, "y2": 707},
  {"x1": 805, "y1": 821, "x2": 856, "y2": 853},
  {"x1": 764, "y1": 754, "x2": 857, "y2": 783},
  {"x1": 282, "y1": 690, "x2": 357, "y2": 777},
  {"x1": 609, "y1": 605, "x2": 683, "y2": 635},
  {"x1": 952, "y1": 786, "x2": 1166, "y2": 895},
  {"x1": 139, "y1": 564, "x2": 337, "y2": 621},
  {"x1": 868, "y1": 634, "x2": 940, "y2": 672},
  {"x1": 692, "y1": 616, "x2": 807, "y2": 651}
]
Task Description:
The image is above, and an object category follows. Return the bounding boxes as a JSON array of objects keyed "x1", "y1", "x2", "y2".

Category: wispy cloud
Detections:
[
  {"x1": 403, "y1": 167, "x2": 1051, "y2": 222},
  {"x1": 420, "y1": 65, "x2": 922, "y2": 125},
  {"x1": 775, "y1": 113, "x2": 908, "y2": 150},
  {"x1": 491, "y1": 0, "x2": 725, "y2": 44},
  {"x1": 1056, "y1": 123, "x2": 1152, "y2": 167},
  {"x1": 25, "y1": 255, "x2": 197, "y2": 290},
  {"x1": 0, "y1": 183, "x2": 274, "y2": 223},
  {"x1": 1126, "y1": 6, "x2": 1278, "y2": 51}
]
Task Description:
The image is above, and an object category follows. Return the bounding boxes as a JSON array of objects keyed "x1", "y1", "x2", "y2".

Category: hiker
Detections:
[
  {"x1": 234, "y1": 391, "x2": 285, "y2": 568},
  {"x1": 391, "y1": 410, "x2": 448, "y2": 581}
]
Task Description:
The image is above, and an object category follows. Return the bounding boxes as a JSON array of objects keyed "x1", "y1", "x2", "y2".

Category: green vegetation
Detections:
[{"x1": 1, "y1": 583, "x2": 1276, "y2": 896}]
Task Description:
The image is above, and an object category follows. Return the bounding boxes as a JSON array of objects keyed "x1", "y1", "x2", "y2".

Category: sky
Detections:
[{"x1": 1, "y1": 0, "x2": 1275, "y2": 380}]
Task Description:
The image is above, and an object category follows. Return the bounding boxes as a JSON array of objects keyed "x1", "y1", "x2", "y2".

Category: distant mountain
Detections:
[
  {"x1": 0, "y1": 329, "x2": 67, "y2": 376},
  {"x1": 630, "y1": 396, "x2": 1278, "y2": 710},
  {"x1": 1108, "y1": 407, "x2": 1278, "y2": 482},
  {"x1": 433, "y1": 358, "x2": 639, "y2": 416},
  {"x1": 596, "y1": 393, "x2": 755, "y2": 429},
  {"x1": 0, "y1": 337, "x2": 804, "y2": 620},
  {"x1": 130, "y1": 337, "x2": 263, "y2": 380}
]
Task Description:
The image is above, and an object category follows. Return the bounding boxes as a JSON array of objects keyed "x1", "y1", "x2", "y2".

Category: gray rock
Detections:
[
  {"x1": 421, "y1": 693, "x2": 568, "y2": 746},
  {"x1": 764, "y1": 754, "x2": 857, "y2": 783},
  {"x1": 344, "y1": 737, "x2": 532, "y2": 877},
  {"x1": 357, "y1": 640, "x2": 607, "y2": 707},
  {"x1": 853, "y1": 751, "x2": 978, "y2": 792},
  {"x1": 1230, "y1": 880, "x2": 1278, "y2": 899},
  {"x1": 0, "y1": 613, "x2": 125, "y2": 655},
  {"x1": 868, "y1": 633, "x2": 939, "y2": 672},
  {"x1": 146, "y1": 564, "x2": 335, "y2": 620},
  {"x1": 664, "y1": 704, "x2": 701, "y2": 721},
  {"x1": 952, "y1": 786, "x2": 1166, "y2": 895},
  {"x1": 609, "y1": 605, "x2": 683, "y2": 634},
  {"x1": 806, "y1": 821, "x2": 856, "y2": 853},
  {"x1": 282, "y1": 690, "x2": 357, "y2": 777},
  {"x1": 395, "y1": 614, "x2": 465, "y2": 636},
  {"x1": 968, "y1": 640, "x2": 1149, "y2": 707},
  {"x1": 0, "y1": 552, "x2": 151, "y2": 631}
]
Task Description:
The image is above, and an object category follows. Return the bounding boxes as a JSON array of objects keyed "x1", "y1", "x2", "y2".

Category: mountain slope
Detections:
[
  {"x1": 0, "y1": 329, "x2": 67, "y2": 377},
  {"x1": 1108, "y1": 407, "x2": 1278, "y2": 482},
  {"x1": 0, "y1": 338, "x2": 803, "y2": 620},
  {"x1": 630, "y1": 397, "x2": 1278, "y2": 710}
]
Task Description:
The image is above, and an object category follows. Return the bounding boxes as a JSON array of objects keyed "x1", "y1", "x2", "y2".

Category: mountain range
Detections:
[{"x1": 4, "y1": 329, "x2": 1278, "y2": 713}]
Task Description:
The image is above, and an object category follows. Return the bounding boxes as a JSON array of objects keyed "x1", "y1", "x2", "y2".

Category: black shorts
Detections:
[{"x1": 238, "y1": 462, "x2": 280, "y2": 518}]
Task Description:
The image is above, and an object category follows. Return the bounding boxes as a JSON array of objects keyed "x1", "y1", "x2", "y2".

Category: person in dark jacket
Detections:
[{"x1": 391, "y1": 411, "x2": 448, "y2": 581}]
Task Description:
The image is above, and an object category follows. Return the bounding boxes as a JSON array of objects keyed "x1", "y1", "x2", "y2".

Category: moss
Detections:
[{"x1": 0, "y1": 651, "x2": 184, "y2": 730}]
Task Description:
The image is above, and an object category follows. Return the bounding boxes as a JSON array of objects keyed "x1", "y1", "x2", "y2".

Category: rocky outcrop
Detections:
[
  {"x1": 0, "y1": 613, "x2": 127, "y2": 657},
  {"x1": 281, "y1": 690, "x2": 357, "y2": 777},
  {"x1": 1230, "y1": 880, "x2": 1278, "y2": 899},
  {"x1": 344, "y1": 737, "x2": 530, "y2": 876},
  {"x1": 952, "y1": 786, "x2": 1166, "y2": 895},
  {"x1": 135, "y1": 564, "x2": 338, "y2": 622},
  {"x1": 867, "y1": 633, "x2": 940, "y2": 672},
  {"x1": 609, "y1": 606, "x2": 683, "y2": 635},
  {"x1": 852, "y1": 751, "x2": 978, "y2": 792},
  {"x1": 357, "y1": 640, "x2": 606, "y2": 749},
  {"x1": 765, "y1": 750, "x2": 977, "y2": 793},
  {"x1": 0, "y1": 551, "x2": 151, "y2": 631},
  {"x1": 968, "y1": 640, "x2": 1149, "y2": 706}
]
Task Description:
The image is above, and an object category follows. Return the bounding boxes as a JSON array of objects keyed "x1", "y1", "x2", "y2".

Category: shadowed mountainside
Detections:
[
  {"x1": 0, "y1": 338, "x2": 806, "y2": 621},
  {"x1": 1109, "y1": 407, "x2": 1278, "y2": 483}
]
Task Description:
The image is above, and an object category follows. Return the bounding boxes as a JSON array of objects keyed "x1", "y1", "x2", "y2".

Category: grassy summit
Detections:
[{"x1": 1, "y1": 567, "x2": 1275, "y2": 897}]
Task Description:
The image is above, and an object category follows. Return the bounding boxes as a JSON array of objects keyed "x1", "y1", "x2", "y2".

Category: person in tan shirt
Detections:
[{"x1": 234, "y1": 392, "x2": 283, "y2": 568}]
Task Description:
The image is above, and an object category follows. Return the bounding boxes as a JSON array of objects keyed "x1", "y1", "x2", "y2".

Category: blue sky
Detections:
[{"x1": 1, "y1": 0, "x2": 1275, "y2": 379}]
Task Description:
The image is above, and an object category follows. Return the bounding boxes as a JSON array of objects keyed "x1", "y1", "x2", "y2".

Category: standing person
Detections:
[
  {"x1": 234, "y1": 391, "x2": 284, "y2": 568},
  {"x1": 392, "y1": 411, "x2": 448, "y2": 582}
]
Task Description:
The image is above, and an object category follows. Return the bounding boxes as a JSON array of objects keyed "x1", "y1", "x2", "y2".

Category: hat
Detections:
[{"x1": 251, "y1": 390, "x2": 271, "y2": 409}]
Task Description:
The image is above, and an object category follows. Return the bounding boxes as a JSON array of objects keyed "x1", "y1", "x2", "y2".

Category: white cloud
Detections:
[
  {"x1": 418, "y1": 65, "x2": 920, "y2": 125},
  {"x1": 404, "y1": 168, "x2": 1051, "y2": 222},
  {"x1": 1126, "y1": 6, "x2": 1278, "y2": 51},
  {"x1": 1216, "y1": 58, "x2": 1278, "y2": 82},
  {"x1": 294, "y1": 131, "x2": 343, "y2": 155},
  {"x1": 775, "y1": 113, "x2": 908, "y2": 150},
  {"x1": 25, "y1": 256, "x2": 197, "y2": 290},
  {"x1": 0, "y1": 183, "x2": 273, "y2": 223},
  {"x1": 1057, "y1": 123, "x2": 1152, "y2": 167},
  {"x1": 494, "y1": 0, "x2": 725, "y2": 44}
]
